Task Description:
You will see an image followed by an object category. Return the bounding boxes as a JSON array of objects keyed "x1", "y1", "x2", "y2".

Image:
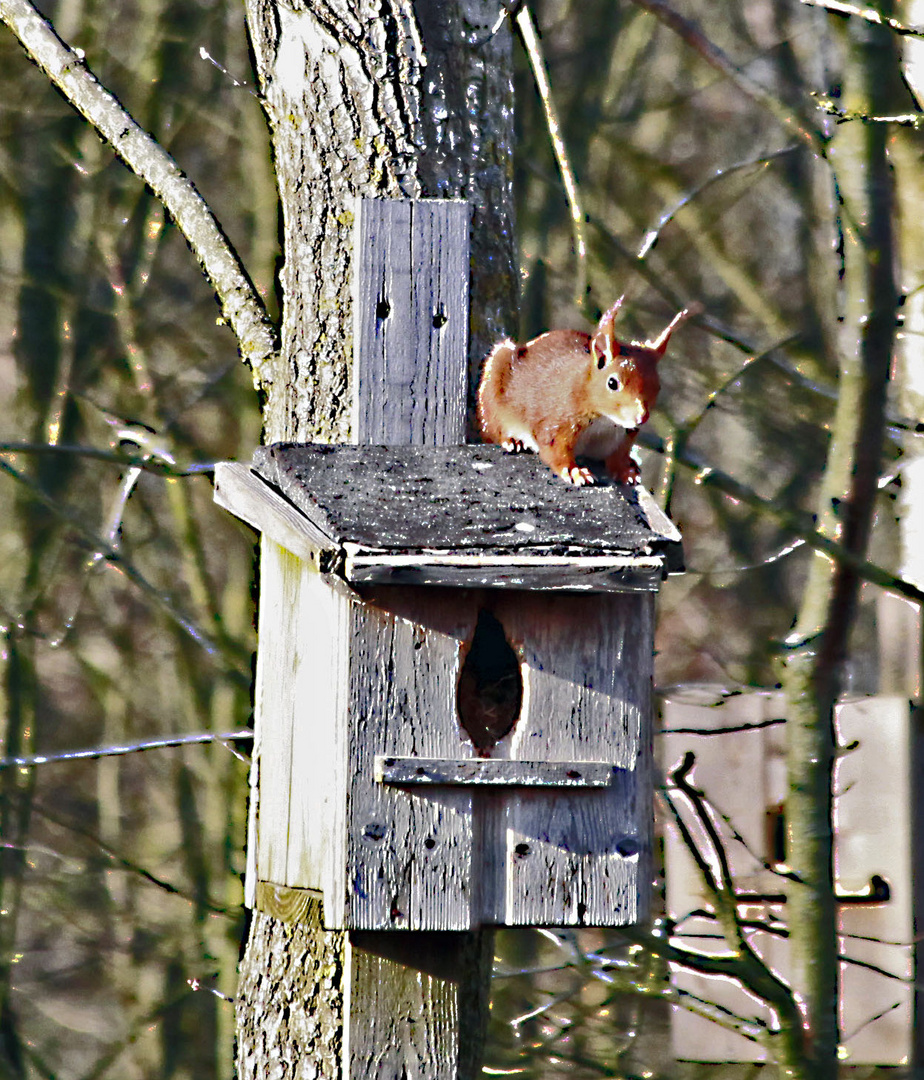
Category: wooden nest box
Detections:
[
  {"x1": 213, "y1": 196, "x2": 683, "y2": 933},
  {"x1": 216, "y1": 442, "x2": 681, "y2": 931}
]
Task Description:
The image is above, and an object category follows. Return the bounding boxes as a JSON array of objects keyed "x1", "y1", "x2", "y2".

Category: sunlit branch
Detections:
[
  {"x1": 671, "y1": 986, "x2": 767, "y2": 1042},
  {"x1": 801, "y1": 0, "x2": 924, "y2": 37},
  {"x1": 0, "y1": 0, "x2": 278, "y2": 388},
  {"x1": 514, "y1": 4, "x2": 588, "y2": 305},
  {"x1": 638, "y1": 146, "x2": 799, "y2": 259},
  {"x1": 813, "y1": 94, "x2": 924, "y2": 127},
  {"x1": 0, "y1": 729, "x2": 253, "y2": 770}
]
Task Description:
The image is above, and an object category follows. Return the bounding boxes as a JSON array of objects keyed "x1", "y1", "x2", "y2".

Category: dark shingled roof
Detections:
[{"x1": 251, "y1": 443, "x2": 682, "y2": 570}]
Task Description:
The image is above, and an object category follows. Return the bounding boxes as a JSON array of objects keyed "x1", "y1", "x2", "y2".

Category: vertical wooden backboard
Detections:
[{"x1": 353, "y1": 198, "x2": 469, "y2": 446}]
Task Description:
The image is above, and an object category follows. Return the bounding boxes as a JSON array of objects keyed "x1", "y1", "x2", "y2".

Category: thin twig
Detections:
[
  {"x1": 659, "y1": 716, "x2": 786, "y2": 736},
  {"x1": 0, "y1": 729, "x2": 253, "y2": 770},
  {"x1": 638, "y1": 146, "x2": 799, "y2": 259},
  {"x1": 628, "y1": 0, "x2": 825, "y2": 153},
  {"x1": 0, "y1": 457, "x2": 247, "y2": 673},
  {"x1": 636, "y1": 427, "x2": 924, "y2": 605},
  {"x1": 514, "y1": 4, "x2": 588, "y2": 304},
  {"x1": 26, "y1": 797, "x2": 238, "y2": 916},
  {"x1": 0, "y1": 441, "x2": 214, "y2": 474}
]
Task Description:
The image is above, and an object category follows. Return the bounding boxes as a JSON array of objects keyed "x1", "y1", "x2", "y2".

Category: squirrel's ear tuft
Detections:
[{"x1": 595, "y1": 295, "x2": 624, "y2": 338}]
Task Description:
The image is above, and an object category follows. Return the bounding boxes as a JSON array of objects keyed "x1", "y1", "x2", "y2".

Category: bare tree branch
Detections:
[
  {"x1": 801, "y1": 0, "x2": 924, "y2": 38},
  {"x1": 0, "y1": 0, "x2": 278, "y2": 389},
  {"x1": 514, "y1": 5, "x2": 588, "y2": 305}
]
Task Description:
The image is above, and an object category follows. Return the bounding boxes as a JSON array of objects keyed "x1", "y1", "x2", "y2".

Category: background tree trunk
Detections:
[{"x1": 781, "y1": 8, "x2": 902, "y2": 1077}]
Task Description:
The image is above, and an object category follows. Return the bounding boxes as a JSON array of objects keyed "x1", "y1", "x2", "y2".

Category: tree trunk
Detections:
[
  {"x1": 235, "y1": 2, "x2": 517, "y2": 1074},
  {"x1": 244, "y1": 0, "x2": 518, "y2": 444},
  {"x1": 781, "y1": 7, "x2": 901, "y2": 1078}
]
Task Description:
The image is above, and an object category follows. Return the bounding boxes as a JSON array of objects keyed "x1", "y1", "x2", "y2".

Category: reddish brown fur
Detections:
[{"x1": 477, "y1": 301, "x2": 693, "y2": 485}]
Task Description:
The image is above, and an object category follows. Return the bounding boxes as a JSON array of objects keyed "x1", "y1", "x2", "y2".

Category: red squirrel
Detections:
[{"x1": 477, "y1": 298, "x2": 694, "y2": 485}]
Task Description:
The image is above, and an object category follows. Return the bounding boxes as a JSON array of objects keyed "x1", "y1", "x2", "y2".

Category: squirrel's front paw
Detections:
[{"x1": 562, "y1": 465, "x2": 597, "y2": 486}]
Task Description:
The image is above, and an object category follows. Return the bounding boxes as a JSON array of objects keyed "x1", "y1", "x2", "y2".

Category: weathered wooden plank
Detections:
[
  {"x1": 354, "y1": 198, "x2": 469, "y2": 446},
  {"x1": 345, "y1": 590, "x2": 477, "y2": 930},
  {"x1": 345, "y1": 554, "x2": 664, "y2": 592},
  {"x1": 835, "y1": 696, "x2": 912, "y2": 1065},
  {"x1": 374, "y1": 756, "x2": 619, "y2": 787},
  {"x1": 253, "y1": 540, "x2": 301, "y2": 889},
  {"x1": 481, "y1": 592, "x2": 654, "y2": 926},
  {"x1": 283, "y1": 564, "x2": 351, "y2": 905},
  {"x1": 213, "y1": 461, "x2": 335, "y2": 560}
]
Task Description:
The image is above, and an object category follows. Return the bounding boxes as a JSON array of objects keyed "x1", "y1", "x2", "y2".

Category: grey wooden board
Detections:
[
  {"x1": 476, "y1": 591, "x2": 654, "y2": 927},
  {"x1": 345, "y1": 588, "x2": 476, "y2": 931},
  {"x1": 353, "y1": 198, "x2": 469, "y2": 446},
  {"x1": 249, "y1": 442, "x2": 683, "y2": 570},
  {"x1": 374, "y1": 756, "x2": 619, "y2": 787},
  {"x1": 345, "y1": 556, "x2": 664, "y2": 592}
]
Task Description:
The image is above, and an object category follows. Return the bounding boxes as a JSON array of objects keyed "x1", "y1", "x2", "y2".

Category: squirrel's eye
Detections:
[{"x1": 607, "y1": 375, "x2": 621, "y2": 392}]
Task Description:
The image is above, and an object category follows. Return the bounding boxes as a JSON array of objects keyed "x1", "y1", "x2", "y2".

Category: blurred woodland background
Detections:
[{"x1": 0, "y1": 0, "x2": 921, "y2": 1076}]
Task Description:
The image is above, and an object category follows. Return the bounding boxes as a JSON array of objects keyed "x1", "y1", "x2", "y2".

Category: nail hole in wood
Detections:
[
  {"x1": 766, "y1": 803, "x2": 786, "y2": 866},
  {"x1": 457, "y1": 609, "x2": 522, "y2": 757},
  {"x1": 432, "y1": 306, "x2": 447, "y2": 329},
  {"x1": 376, "y1": 297, "x2": 390, "y2": 319}
]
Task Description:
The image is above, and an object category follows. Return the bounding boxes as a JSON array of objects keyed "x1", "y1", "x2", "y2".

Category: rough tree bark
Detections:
[
  {"x1": 235, "y1": 2, "x2": 518, "y2": 1075},
  {"x1": 244, "y1": 0, "x2": 518, "y2": 444}
]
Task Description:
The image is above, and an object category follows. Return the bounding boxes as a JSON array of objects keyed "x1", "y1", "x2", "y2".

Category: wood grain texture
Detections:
[
  {"x1": 347, "y1": 946, "x2": 460, "y2": 1078},
  {"x1": 482, "y1": 592, "x2": 654, "y2": 926},
  {"x1": 255, "y1": 881, "x2": 323, "y2": 925},
  {"x1": 317, "y1": 586, "x2": 653, "y2": 929},
  {"x1": 213, "y1": 461, "x2": 336, "y2": 560},
  {"x1": 354, "y1": 198, "x2": 469, "y2": 446},
  {"x1": 344, "y1": 591, "x2": 477, "y2": 930}
]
